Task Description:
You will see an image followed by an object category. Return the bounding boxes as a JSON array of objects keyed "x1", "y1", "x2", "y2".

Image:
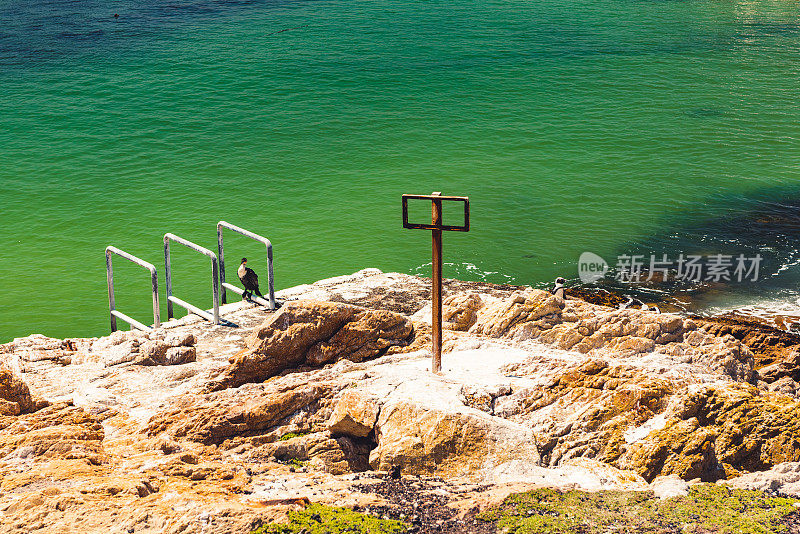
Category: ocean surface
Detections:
[{"x1": 2, "y1": 0, "x2": 800, "y2": 342}]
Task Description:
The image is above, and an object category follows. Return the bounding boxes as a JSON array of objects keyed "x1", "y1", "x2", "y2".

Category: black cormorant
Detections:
[{"x1": 237, "y1": 258, "x2": 263, "y2": 302}]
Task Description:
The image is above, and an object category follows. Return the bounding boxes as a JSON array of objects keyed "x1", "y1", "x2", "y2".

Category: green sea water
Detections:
[{"x1": 2, "y1": 0, "x2": 800, "y2": 342}]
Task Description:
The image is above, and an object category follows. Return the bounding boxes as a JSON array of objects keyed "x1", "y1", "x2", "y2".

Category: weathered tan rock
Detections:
[
  {"x1": 464, "y1": 292, "x2": 755, "y2": 382},
  {"x1": 147, "y1": 376, "x2": 343, "y2": 446},
  {"x1": 758, "y1": 350, "x2": 800, "y2": 382},
  {"x1": 369, "y1": 379, "x2": 541, "y2": 478},
  {"x1": 725, "y1": 461, "x2": 800, "y2": 496},
  {"x1": 327, "y1": 389, "x2": 379, "y2": 438},
  {"x1": 209, "y1": 301, "x2": 413, "y2": 391},
  {"x1": 619, "y1": 384, "x2": 800, "y2": 481},
  {"x1": 164, "y1": 346, "x2": 197, "y2": 365},
  {"x1": 162, "y1": 332, "x2": 196, "y2": 348},
  {"x1": 4, "y1": 269, "x2": 800, "y2": 533},
  {"x1": 458, "y1": 383, "x2": 511, "y2": 414},
  {"x1": 306, "y1": 308, "x2": 412, "y2": 365},
  {"x1": 0, "y1": 366, "x2": 37, "y2": 415},
  {"x1": 134, "y1": 339, "x2": 169, "y2": 365},
  {"x1": 0, "y1": 402, "x2": 104, "y2": 466},
  {"x1": 694, "y1": 314, "x2": 800, "y2": 378},
  {"x1": 650, "y1": 474, "x2": 690, "y2": 498},
  {"x1": 508, "y1": 360, "x2": 674, "y2": 470},
  {"x1": 621, "y1": 416, "x2": 719, "y2": 482},
  {"x1": 470, "y1": 290, "x2": 564, "y2": 338},
  {"x1": 0, "y1": 334, "x2": 81, "y2": 366},
  {"x1": 253, "y1": 431, "x2": 371, "y2": 474},
  {"x1": 484, "y1": 457, "x2": 648, "y2": 491},
  {"x1": 442, "y1": 293, "x2": 482, "y2": 331}
]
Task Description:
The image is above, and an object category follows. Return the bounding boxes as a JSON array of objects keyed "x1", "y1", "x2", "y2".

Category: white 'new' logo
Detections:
[{"x1": 578, "y1": 252, "x2": 608, "y2": 283}]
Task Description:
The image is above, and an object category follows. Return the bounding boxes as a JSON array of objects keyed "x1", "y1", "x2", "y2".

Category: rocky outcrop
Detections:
[
  {"x1": 469, "y1": 291, "x2": 564, "y2": 338},
  {"x1": 0, "y1": 402, "x2": 105, "y2": 467},
  {"x1": 208, "y1": 301, "x2": 413, "y2": 391},
  {"x1": 134, "y1": 333, "x2": 197, "y2": 366},
  {"x1": 0, "y1": 334, "x2": 86, "y2": 366},
  {"x1": 460, "y1": 289, "x2": 756, "y2": 382},
  {"x1": 694, "y1": 314, "x2": 800, "y2": 395},
  {"x1": 147, "y1": 376, "x2": 344, "y2": 446},
  {"x1": 619, "y1": 384, "x2": 800, "y2": 481},
  {"x1": 75, "y1": 330, "x2": 198, "y2": 367},
  {"x1": 2, "y1": 269, "x2": 800, "y2": 532},
  {"x1": 327, "y1": 389, "x2": 380, "y2": 438},
  {"x1": 370, "y1": 391, "x2": 540, "y2": 477},
  {"x1": 694, "y1": 314, "x2": 800, "y2": 372},
  {"x1": 0, "y1": 367, "x2": 39, "y2": 415},
  {"x1": 252, "y1": 431, "x2": 372, "y2": 474},
  {"x1": 1, "y1": 330, "x2": 199, "y2": 370},
  {"x1": 726, "y1": 461, "x2": 800, "y2": 496},
  {"x1": 501, "y1": 360, "x2": 675, "y2": 470},
  {"x1": 442, "y1": 293, "x2": 482, "y2": 331}
]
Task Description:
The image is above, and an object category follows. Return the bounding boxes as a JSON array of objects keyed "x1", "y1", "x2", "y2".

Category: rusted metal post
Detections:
[
  {"x1": 430, "y1": 192, "x2": 443, "y2": 373},
  {"x1": 402, "y1": 192, "x2": 469, "y2": 375}
]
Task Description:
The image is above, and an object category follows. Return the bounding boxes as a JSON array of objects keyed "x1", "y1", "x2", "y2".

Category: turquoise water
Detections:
[{"x1": 2, "y1": 0, "x2": 800, "y2": 342}]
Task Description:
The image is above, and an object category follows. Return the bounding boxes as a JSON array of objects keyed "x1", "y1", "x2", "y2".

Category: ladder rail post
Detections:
[
  {"x1": 163, "y1": 233, "x2": 220, "y2": 325},
  {"x1": 217, "y1": 221, "x2": 276, "y2": 310},
  {"x1": 266, "y1": 242, "x2": 275, "y2": 309},
  {"x1": 217, "y1": 224, "x2": 227, "y2": 305},
  {"x1": 211, "y1": 254, "x2": 220, "y2": 324},
  {"x1": 164, "y1": 236, "x2": 173, "y2": 320},
  {"x1": 105, "y1": 246, "x2": 159, "y2": 332},
  {"x1": 106, "y1": 248, "x2": 117, "y2": 332},
  {"x1": 150, "y1": 264, "x2": 161, "y2": 328}
]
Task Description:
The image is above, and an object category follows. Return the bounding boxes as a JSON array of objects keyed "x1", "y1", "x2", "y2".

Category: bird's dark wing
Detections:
[{"x1": 242, "y1": 267, "x2": 260, "y2": 291}]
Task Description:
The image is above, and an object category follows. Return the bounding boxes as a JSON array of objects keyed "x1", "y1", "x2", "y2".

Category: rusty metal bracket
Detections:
[
  {"x1": 105, "y1": 246, "x2": 160, "y2": 333},
  {"x1": 401, "y1": 192, "x2": 470, "y2": 374},
  {"x1": 216, "y1": 221, "x2": 276, "y2": 309},
  {"x1": 402, "y1": 194, "x2": 469, "y2": 232},
  {"x1": 163, "y1": 233, "x2": 220, "y2": 325}
]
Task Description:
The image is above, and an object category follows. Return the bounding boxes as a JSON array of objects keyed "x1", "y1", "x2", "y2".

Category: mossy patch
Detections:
[
  {"x1": 278, "y1": 431, "x2": 310, "y2": 441},
  {"x1": 252, "y1": 503, "x2": 408, "y2": 533},
  {"x1": 478, "y1": 484, "x2": 799, "y2": 534}
]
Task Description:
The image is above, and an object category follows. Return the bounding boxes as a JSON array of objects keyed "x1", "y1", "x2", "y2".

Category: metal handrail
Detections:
[
  {"x1": 217, "y1": 221, "x2": 276, "y2": 309},
  {"x1": 105, "y1": 246, "x2": 160, "y2": 332},
  {"x1": 163, "y1": 233, "x2": 220, "y2": 324}
]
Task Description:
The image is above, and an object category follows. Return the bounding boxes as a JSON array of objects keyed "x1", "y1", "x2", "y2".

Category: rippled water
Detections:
[{"x1": 2, "y1": 0, "x2": 800, "y2": 341}]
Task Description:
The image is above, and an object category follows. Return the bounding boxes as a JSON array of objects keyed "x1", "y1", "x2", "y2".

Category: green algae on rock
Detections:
[
  {"x1": 279, "y1": 431, "x2": 311, "y2": 441},
  {"x1": 252, "y1": 503, "x2": 408, "y2": 533},
  {"x1": 477, "y1": 485, "x2": 800, "y2": 534}
]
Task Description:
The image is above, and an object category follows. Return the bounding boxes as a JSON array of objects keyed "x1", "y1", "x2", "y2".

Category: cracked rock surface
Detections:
[{"x1": 1, "y1": 268, "x2": 800, "y2": 533}]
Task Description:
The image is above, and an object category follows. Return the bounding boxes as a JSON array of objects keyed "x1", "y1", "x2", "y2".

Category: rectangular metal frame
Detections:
[
  {"x1": 105, "y1": 246, "x2": 160, "y2": 332},
  {"x1": 217, "y1": 221, "x2": 276, "y2": 309},
  {"x1": 164, "y1": 233, "x2": 220, "y2": 324},
  {"x1": 401, "y1": 192, "x2": 470, "y2": 374},
  {"x1": 402, "y1": 194, "x2": 470, "y2": 232}
]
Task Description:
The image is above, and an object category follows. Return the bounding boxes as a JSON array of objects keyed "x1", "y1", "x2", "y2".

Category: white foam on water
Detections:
[
  {"x1": 705, "y1": 295, "x2": 800, "y2": 329},
  {"x1": 411, "y1": 262, "x2": 516, "y2": 283}
]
